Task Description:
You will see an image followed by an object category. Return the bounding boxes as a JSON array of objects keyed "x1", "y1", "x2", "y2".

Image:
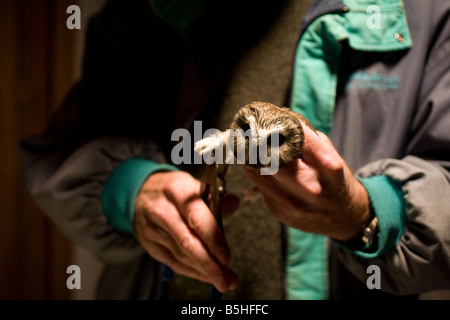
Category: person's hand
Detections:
[
  {"x1": 134, "y1": 171, "x2": 239, "y2": 292},
  {"x1": 243, "y1": 124, "x2": 371, "y2": 242}
]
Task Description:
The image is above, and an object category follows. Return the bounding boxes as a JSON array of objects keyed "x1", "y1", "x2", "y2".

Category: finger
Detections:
[
  {"x1": 140, "y1": 217, "x2": 193, "y2": 265},
  {"x1": 139, "y1": 211, "x2": 239, "y2": 291},
  {"x1": 243, "y1": 167, "x2": 327, "y2": 226},
  {"x1": 240, "y1": 165, "x2": 274, "y2": 184},
  {"x1": 215, "y1": 267, "x2": 240, "y2": 292},
  {"x1": 147, "y1": 197, "x2": 217, "y2": 265},
  {"x1": 167, "y1": 183, "x2": 231, "y2": 266},
  {"x1": 184, "y1": 198, "x2": 231, "y2": 265},
  {"x1": 300, "y1": 129, "x2": 345, "y2": 174},
  {"x1": 298, "y1": 122, "x2": 324, "y2": 159},
  {"x1": 142, "y1": 241, "x2": 210, "y2": 284},
  {"x1": 242, "y1": 162, "x2": 320, "y2": 204},
  {"x1": 273, "y1": 159, "x2": 323, "y2": 199},
  {"x1": 146, "y1": 201, "x2": 238, "y2": 291},
  {"x1": 240, "y1": 165, "x2": 291, "y2": 201}
]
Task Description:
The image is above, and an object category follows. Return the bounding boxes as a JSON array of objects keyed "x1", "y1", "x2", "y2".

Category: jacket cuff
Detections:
[
  {"x1": 101, "y1": 158, "x2": 178, "y2": 234},
  {"x1": 339, "y1": 175, "x2": 408, "y2": 259}
]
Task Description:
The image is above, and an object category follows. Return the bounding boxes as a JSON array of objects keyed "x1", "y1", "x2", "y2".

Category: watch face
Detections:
[{"x1": 362, "y1": 217, "x2": 378, "y2": 247}]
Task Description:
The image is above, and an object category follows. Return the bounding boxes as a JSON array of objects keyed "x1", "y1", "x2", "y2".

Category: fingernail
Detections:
[
  {"x1": 214, "y1": 274, "x2": 228, "y2": 293},
  {"x1": 229, "y1": 277, "x2": 239, "y2": 291}
]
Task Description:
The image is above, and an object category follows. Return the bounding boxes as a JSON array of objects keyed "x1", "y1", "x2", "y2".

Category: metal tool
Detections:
[
  {"x1": 200, "y1": 163, "x2": 229, "y2": 300},
  {"x1": 200, "y1": 163, "x2": 228, "y2": 230}
]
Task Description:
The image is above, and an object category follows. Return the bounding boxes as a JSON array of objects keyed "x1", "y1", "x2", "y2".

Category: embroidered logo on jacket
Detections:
[{"x1": 346, "y1": 71, "x2": 400, "y2": 91}]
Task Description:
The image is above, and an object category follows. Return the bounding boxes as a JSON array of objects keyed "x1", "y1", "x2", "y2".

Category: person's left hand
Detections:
[{"x1": 242, "y1": 125, "x2": 371, "y2": 242}]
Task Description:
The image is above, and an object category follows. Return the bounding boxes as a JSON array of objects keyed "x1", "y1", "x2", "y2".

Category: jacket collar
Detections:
[{"x1": 301, "y1": 0, "x2": 412, "y2": 52}]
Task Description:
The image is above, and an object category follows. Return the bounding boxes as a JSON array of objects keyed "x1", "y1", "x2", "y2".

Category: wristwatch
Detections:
[
  {"x1": 361, "y1": 215, "x2": 378, "y2": 250},
  {"x1": 342, "y1": 211, "x2": 378, "y2": 251}
]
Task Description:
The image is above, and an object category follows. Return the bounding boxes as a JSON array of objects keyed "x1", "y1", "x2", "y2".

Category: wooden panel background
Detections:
[{"x1": 0, "y1": 0, "x2": 79, "y2": 299}]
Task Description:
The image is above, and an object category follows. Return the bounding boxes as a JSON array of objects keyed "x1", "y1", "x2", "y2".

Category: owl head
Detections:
[{"x1": 230, "y1": 101, "x2": 305, "y2": 169}]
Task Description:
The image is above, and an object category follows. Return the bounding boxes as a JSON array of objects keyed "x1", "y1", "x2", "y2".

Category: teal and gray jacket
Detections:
[{"x1": 21, "y1": 0, "x2": 450, "y2": 299}]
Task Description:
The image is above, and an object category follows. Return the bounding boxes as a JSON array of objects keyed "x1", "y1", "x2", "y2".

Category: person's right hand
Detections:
[{"x1": 134, "y1": 171, "x2": 239, "y2": 293}]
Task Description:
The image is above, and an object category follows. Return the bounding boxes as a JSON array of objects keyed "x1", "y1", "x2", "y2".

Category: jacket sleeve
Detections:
[
  {"x1": 19, "y1": 0, "x2": 186, "y2": 265},
  {"x1": 23, "y1": 135, "x2": 175, "y2": 264},
  {"x1": 336, "y1": 35, "x2": 450, "y2": 295}
]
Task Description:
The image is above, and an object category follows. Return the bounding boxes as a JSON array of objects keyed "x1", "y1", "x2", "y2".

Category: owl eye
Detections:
[
  {"x1": 266, "y1": 133, "x2": 286, "y2": 146},
  {"x1": 279, "y1": 134, "x2": 286, "y2": 146},
  {"x1": 240, "y1": 123, "x2": 251, "y2": 132}
]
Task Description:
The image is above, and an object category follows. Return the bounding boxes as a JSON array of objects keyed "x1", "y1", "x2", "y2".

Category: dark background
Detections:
[{"x1": 0, "y1": 0, "x2": 106, "y2": 300}]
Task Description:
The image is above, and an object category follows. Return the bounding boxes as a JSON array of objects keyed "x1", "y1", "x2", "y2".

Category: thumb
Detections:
[{"x1": 300, "y1": 126, "x2": 341, "y2": 167}]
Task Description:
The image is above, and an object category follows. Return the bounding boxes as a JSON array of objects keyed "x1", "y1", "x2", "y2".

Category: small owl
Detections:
[{"x1": 194, "y1": 101, "x2": 314, "y2": 171}]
